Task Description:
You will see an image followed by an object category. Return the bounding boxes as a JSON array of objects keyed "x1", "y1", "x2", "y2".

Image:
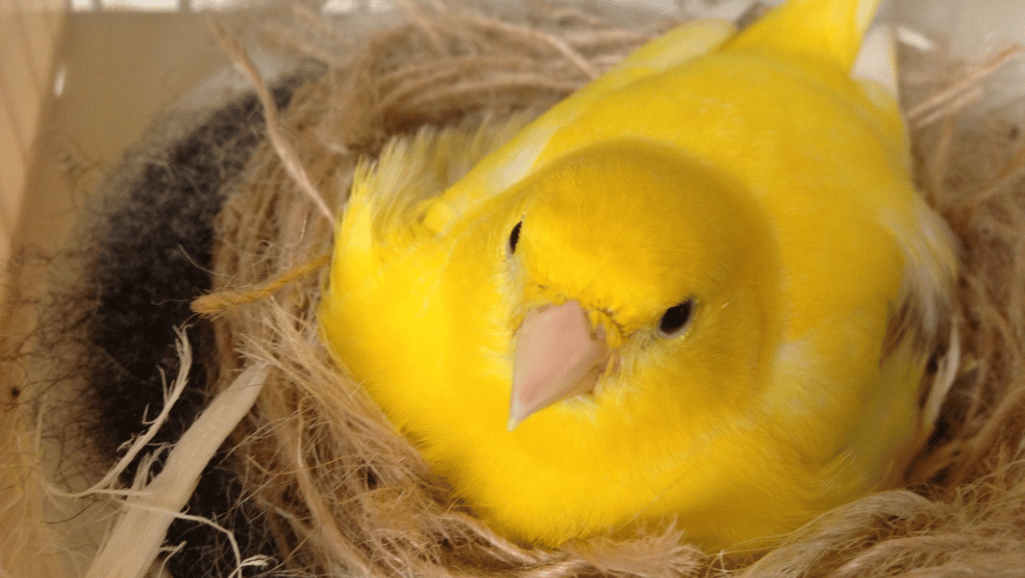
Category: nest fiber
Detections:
[{"x1": 4, "y1": 1, "x2": 1025, "y2": 577}]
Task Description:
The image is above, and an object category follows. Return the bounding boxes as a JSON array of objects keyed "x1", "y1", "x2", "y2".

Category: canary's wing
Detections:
[
  {"x1": 727, "y1": 0, "x2": 956, "y2": 497},
  {"x1": 744, "y1": 0, "x2": 956, "y2": 334},
  {"x1": 841, "y1": 23, "x2": 959, "y2": 485},
  {"x1": 722, "y1": 0, "x2": 956, "y2": 494},
  {"x1": 420, "y1": 17, "x2": 736, "y2": 234}
]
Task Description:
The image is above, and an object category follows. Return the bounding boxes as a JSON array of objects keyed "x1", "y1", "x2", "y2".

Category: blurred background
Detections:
[{"x1": 1, "y1": 0, "x2": 1023, "y2": 310}]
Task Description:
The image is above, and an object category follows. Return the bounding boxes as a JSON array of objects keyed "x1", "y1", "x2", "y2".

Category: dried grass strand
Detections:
[
  {"x1": 907, "y1": 44, "x2": 1023, "y2": 127},
  {"x1": 84, "y1": 348, "x2": 268, "y2": 578},
  {"x1": 191, "y1": 253, "x2": 331, "y2": 316},
  {"x1": 208, "y1": 18, "x2": 333, "y2": 221}
]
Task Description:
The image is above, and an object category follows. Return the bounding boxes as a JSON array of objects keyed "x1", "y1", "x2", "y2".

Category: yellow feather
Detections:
[
  {"x1": 320, "y1": 0, "x2": 957, "y2": 550},
  {"x1": 727, "y1": 0, "x2": 882, "y2": 69}
]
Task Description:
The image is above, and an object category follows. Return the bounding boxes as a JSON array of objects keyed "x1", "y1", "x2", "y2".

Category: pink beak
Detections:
[{"x1": 508, "y1": 300, "x2": 609, "y2": 431}]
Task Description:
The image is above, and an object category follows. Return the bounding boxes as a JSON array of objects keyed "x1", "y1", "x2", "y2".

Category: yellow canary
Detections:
[{"x1": 319, "y1": 0, "x2": 956, "y2": 550}]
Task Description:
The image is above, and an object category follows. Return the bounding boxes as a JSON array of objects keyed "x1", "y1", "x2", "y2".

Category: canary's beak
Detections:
[{"x1": 508, "y1": 300, "x2": 610, "y2": 431}]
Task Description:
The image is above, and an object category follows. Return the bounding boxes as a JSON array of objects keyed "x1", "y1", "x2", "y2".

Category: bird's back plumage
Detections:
[{"x1": 320, "y1": 0, "x2": 956, "y2": 550}]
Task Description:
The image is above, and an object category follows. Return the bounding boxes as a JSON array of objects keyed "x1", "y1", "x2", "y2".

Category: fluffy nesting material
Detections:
[
  {"x1": 4, "y1": 1, "x2": 1025, "y2": 577},
  {"x1": 1, "y1": 77, "x2": 304, "y2": 578}
]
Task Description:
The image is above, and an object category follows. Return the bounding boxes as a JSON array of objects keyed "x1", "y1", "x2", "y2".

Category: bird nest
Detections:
[{"x1": 4, "y1": 1, "x2": 1025, "y2": 577}]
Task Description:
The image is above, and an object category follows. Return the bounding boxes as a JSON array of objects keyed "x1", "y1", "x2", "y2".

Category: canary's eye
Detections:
[
  {"x1": 659, "y1": 299, "x2": 693, "y2": 335},
  {"x1": 508, "y1": 221, "x2": 522, "y2": 253}
]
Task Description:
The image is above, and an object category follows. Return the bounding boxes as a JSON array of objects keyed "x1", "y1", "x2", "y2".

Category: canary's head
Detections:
[{"x1": 503, "y1": 140, "x2": 781, "y2": 430}]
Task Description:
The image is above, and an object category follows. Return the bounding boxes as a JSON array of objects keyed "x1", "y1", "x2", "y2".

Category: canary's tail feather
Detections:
[
  {"x1": 853, "y1": 25, "x2": 899, "y2": 101},
  {"x1": 726, "y1": 0, "x2": 884, "y2": 71},
  {"x1": 852, "y1": 24, "x2": 908, "y2": 156}
]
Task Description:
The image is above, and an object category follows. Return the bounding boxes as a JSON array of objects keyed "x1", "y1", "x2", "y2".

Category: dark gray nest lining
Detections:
[{"x1": 42, "y1": 78, "x2": 304, "y2": 578}]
